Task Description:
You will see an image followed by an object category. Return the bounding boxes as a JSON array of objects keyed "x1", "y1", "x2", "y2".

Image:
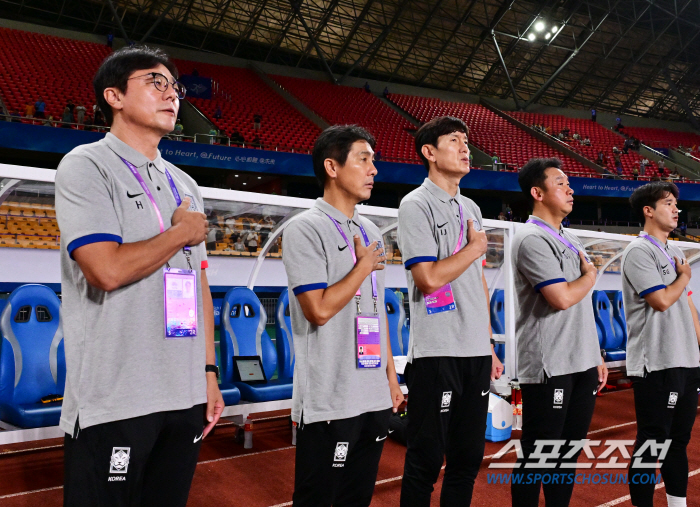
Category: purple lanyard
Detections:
[
  {"x1": 120, "y1": 156, "x2": 191, "y2": 256},
  {"x1": 452, "y1": 203, "x2": 465, "y2": 256},
  {"x1": 640, "y1": 232, "x2": 676, "y2": 269},
  {"x1": 326, "y1": 214, "x2": 378, "y2": 303},
  {"x1": 527, "y1": 217, "x2": 581, "y2": 257}
]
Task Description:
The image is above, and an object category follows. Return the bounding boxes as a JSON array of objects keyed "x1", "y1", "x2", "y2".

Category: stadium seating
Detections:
[
  {"x1": 272, "y1": 76, "x2": 419, "y2": 163},
  {"x1": 274, "y1": 289, "x2": 295, "y2": 380},
  {"x1": 621, "y1": 126, "x2": 700, "y2": 158},
  {"x1": 0, "y1": 28, "x2": 109, "y2": 123},
  {"x1": 220, "y1": 287, "x2": 292, "y2": 402},
  {"x1": 174, "y1": 60, "x2": 320, "y2": 153},
  {"x1": 509, "y1": 111, "x2": 647, "y2": 179},
  {"x1": 388, "y1": 94, "x2": 596, "y2": 176},
  {"x1": 0, "y1": 201, "x2": 60, "y2": 249},
  {"x1": 0, "y1": 284, "x2": 65, "y2": 428},
  {"x1": 385, "y1": 288, "x2": 409, "y2": 356}
]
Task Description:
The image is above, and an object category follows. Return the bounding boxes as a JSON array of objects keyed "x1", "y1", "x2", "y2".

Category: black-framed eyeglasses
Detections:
[{"x1": 128, "y1": 72, "x2": 187, "y2": 99}]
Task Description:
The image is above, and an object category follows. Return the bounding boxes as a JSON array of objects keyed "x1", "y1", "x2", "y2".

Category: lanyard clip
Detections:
[
  {"x1": 355, "y1": 296, "x2": 361, "y2": 315},
  {"x1": 373, "y1": 296, "x2": 378, "y2": 315},
  {"x1": 184, "y1": 250, "x2": 193, "y2": 271}
]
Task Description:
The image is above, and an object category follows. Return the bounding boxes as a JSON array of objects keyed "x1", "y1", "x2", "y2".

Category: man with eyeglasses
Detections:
[{"x1": 55, "y1": 45, "x2": 223, "y2": 506}]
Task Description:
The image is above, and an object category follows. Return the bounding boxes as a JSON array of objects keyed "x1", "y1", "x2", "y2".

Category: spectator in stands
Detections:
[
  {"x1": 24, "y1": 101, "x2": 35, "y2": 119},
  {"x1": 616, "y1": 161, "x2": 623, "y2": 177},
  {"x1": 94, "y1": 110, "x2": 106, "y2": 129},
  {"x1": 214, "y1": 105, "x2": 222, "y2": 120},
  {"x1": 623, "y1": 137, "x2": 633, "y2": 154},
  {"x1": 383, "y1": 86, "x2": 389, "y2": 97},
  {"x1": 572, "y1": 132, "x2": 580, "y2": 141},
  {"x1": 206, "y1": 224, "x2": 218, "y2": 251},
  {"x1": 658, "y1": 164, "x2": 665, "y2": 178},
  {"x1": 622, "y1": 182, "x2": 699, "y2": 507},
  {"x1": 42, "y1": 114, "x2": 55, "y2": 127},
  {"x1": 234, "y1": 235, "x2": 245, "y2": 252},
  {"x1": 581, "y1": 136, "x2": 591, "y2": 146},
  {"x1": 397, "y1": 116, "x2": 501, "y2": 506},
  {"x1": 612, "y1": 146, "x2": 620, "y2": 154},
  {"x1": 498, "y1": 211, "x2": 506, "y2": 220},
  {"x1": 671, "y1": 168, "x2": 680, "y2": 180},
  {"x1": 639, "y1": 160, "x2": 646, "y2": 177},
  {"x1": 9, "y1": 109, "x2": 21, "y2": 122},
  {"x1": 106, "y1": 32, "x2": 113, "y2": 48},
  {"x1": 173, "y1": 118, "x2": 184, "y2": 139},
  {"x1": 633, "y1": 166, "x2": 639, "y2": 180},
  {"x1": 231, "y1": 129, "x2": 244, "y2": 146},
  {"x1": 562, "y1": 215, "x2": 570, "y2": 227},
  {"x1": 613, "y1": 117, "x2": 624, "y2": 131},
  {"x1": 208, "y1": 126, "x2": 218, "y2": 144},
  {"x1": 596, "y1": 151, "x2": 605, "y2": 166},
  {"x1": 252, "y1": 134, "x2": 261, "y2": 147},
  {"x1": 245, "y1": 229, "x2": 258, "y2": 253},
  {"x1": 591, "y1": 108, "x2": 596, "y2": 122},
  {"x1": 253, "y1": 112, "x2": 262, "y2": 130},
  {"x1": 639, "y1": 157, "x2": 649, "y2": 176},
  {"x1": 191, "y1": 68, "x2": 199, "y2": 77},
  {"x1": 512, "y1": 158, "x2": 607, "y2": 505},
  {"x1": 34, "y1": 97, "x2": 46, "y2": 119},
  {"x1": 66, "y1": 99, "x2": 75, "y2": 115},
  {"x1": 75, "y1": 102, "x2": 86, "y2": 126},
  {"x1": 364, "y1": 81, "x2": 370, "y2": 93},
  {"x1": 632, "y1": 137, "x2": 640, "y2": 151},
  {"x1": 657, "y1": 159, "x2": 665, "y2": 171},
  {"x1": 506, "y1": 203, "x2": 513, "y2": 220},
  {"x1": 613, "y1": 151, "x2": 621, "y2": 169},
  {"x1": 55, "y1": 45, "x2": 222, "y2": 506},
  {"x1": 61, "y1": 106, "x2": 73, "y2": 128},
  {"x1": 374, "y1": 149, "x2": 382, "y2": 161}
]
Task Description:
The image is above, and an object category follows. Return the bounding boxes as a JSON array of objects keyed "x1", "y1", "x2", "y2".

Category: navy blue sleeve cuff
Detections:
[
  {"x1": 404, "y1": 256, "x2": 438, "y2": 270},
  {"x1": 292, "y1": 282, "x2": 328, "y2": 296},
  {"x1": 640, "y1": 284, "x2": 666, "y2": 297},
  {"x1": 534, "y1": 278, "x2": 567, "y2": 292},
  {"x1": 67, "y1": 233, "x2": 123, "y2": 259}
]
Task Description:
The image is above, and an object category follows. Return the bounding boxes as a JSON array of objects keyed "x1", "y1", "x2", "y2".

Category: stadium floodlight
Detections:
[
  {"x1": 552, "y1": 26, "x2": 558, "y2": 33},
  {"x1": 534, "y1": 21, "x2": 545, "y2": 32},
  {"x1": 527, "y1": 33, "x2": 536, "y2": 41},
  {"x1": 545, "y1": 33, "x2": 551, "y2": 40}
]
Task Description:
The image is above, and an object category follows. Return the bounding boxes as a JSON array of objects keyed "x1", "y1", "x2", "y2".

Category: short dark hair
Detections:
[
  {"x1": 312, "y1": 125, "x2": 376, "y2": 187},
  {"x1": 518, "y1": 157, "x2": 563, "y2": 207},
  {"x1": 629, "y1": 181, "x2": 679, "y2": 221},
  {"x1": 93, "y1": 45, "x2": 178, "y2": 125},
  {"x1": 414, "y1": 116, "x2": 469, "y2": 170}
]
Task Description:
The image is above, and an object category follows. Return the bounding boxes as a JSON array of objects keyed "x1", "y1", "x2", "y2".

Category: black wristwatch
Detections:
[
  {"x1": 490, "y1": 338, "x2": 496, "y2": 346},
  {"x1": 205, "y1": 364, "x2": 220, "y2": 379}
]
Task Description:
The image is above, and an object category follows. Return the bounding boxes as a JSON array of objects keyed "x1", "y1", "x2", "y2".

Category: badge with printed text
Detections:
[
  {"x1": 356, "y1": 314, "x2": 381, "y2": 368},
  {"x1": 163, "y1": 268, "x2": 197, "y2": 338},
  {"x1": 424, "y1": 283, "x2": 457, "y2": 314}
]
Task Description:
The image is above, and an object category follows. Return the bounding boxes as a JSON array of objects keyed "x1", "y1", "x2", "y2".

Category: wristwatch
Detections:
[
  {"x1": 490, "y1": 338, "x2": 496, "y2": 346},
  {"x1": 205, "y1": 364, "x2": 220, "y2": 379}
]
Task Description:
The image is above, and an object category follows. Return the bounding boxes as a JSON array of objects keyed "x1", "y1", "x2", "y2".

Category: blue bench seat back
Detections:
[
  {"x1": 221, "y1": 287, "x2": 292, "y2": 402},
  {"x1": 0, "y1": 284, "x2": 65, "y2": 428},
  {"x1": 593, "y1": 290, "x2": 625, "y2": 360},
  {"x1": 275, "y1": 289, "x2": 295, "y2": 379},
  {"x1": 385, "y1": 289, "x2": 407, "y2": 356},
  {"x1": 490, "y1": 289, "x2": 505, "y2": 335},
  {"x1": 610, "y1": 291, "x2": 628, "y2": 349}
]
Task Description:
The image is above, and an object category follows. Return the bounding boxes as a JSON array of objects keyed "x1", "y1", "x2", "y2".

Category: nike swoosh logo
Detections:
[
  {"x1": 127, "y1": 191, "x2": 144, "y2": 198},
  {"x1": 338, "y1": 245, "x2": 348, "y2": 251},
  {"x1": 388, "y1": 429, "x2": 394, "y2": 434},
  {"x1": 593, "y1": 390, "x2": 598, "y2": 395},
  {"x1": 193, "y1": 432, "x2": 204, "y2": 443},
  {"x1": 437, "y1": 222, "x2": 448, "y2": 228},
  {"x1": 376, "y1": 435, "x2": 387, "y2": 441},
  {"x1": 661, "y1": 264, "x2": 668, "y2": 269},
  {"x1": 481, "y1": 390, "x2": 489, "y2": 396}
]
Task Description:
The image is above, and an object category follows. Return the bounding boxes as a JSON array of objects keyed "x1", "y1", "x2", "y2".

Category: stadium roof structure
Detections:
[{"x1": 3, "y1": 0, "x2": 700, "y2": 125}]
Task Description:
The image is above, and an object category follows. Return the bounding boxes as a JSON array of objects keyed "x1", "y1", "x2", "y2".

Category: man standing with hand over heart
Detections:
[
  {"x1": 621, "y1": 182, "x2": 700, "y2": 507},
  {"x1": 511, "y1": 158, "x2": 607, "y2": 506},
  {"x1": 398, "y1": 116, "x2": 503, "y2": 507},
  {"x1": 56, "y1": 45, "x2": 223, "y2": 507}
]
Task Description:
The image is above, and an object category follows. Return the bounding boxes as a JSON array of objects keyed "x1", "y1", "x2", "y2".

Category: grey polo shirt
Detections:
[
  {"x1": 55, "y1": 133, "x2": 208, "y2": 434},
  {"x1": 621, "y1": 236, "x2": 700, "y2": 376},
  {"x1": 512, "y1": 216, "x2": 601, "y2": 383},
  {"x1": 397, "y1": 178, "x2": 491, "y2": 361},
  {"x1": 282, "y1": 198, "x2": 392, "y2": 424}
]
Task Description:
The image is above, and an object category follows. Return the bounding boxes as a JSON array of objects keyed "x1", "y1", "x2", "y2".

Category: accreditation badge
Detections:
[
  {"x1": 163, "y1": 267, "x2": 197, "y2": 338},
  {"x1": 356, "y1": 314, "x2": 381, "y2": 368},
  {"x1": 424, "y1": 283, "x2": 457, "y2": 314}
]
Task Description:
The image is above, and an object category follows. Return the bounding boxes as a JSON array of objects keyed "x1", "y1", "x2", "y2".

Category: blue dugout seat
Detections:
[
  {"x1": 275, "y1": 289, "x2": 294, "y2": 380},
  {"x1": 212, "y1": 298, "x2": 241, "y2": 405},
  {"x1": 592, "y1": 291, "x2": 625, "y2": 361},
  {"x1": 607, "y1": 291, "x2": 628, "y2": 350},
  {"x1": 490, "y1": 290, "x2": 506, "y2": 368},
  {"x1": 0, "y1": 284, "x2": 65, "y2": 428},
  {"x1": 221, "y1": 287, "x2": 293, "y2": 402},
  {"x1": 385, "y1": 289, "x2": 409, "y2": 356},
  {"x1": 213, "y1": 297, "x2": 223, "y2": 328}
]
